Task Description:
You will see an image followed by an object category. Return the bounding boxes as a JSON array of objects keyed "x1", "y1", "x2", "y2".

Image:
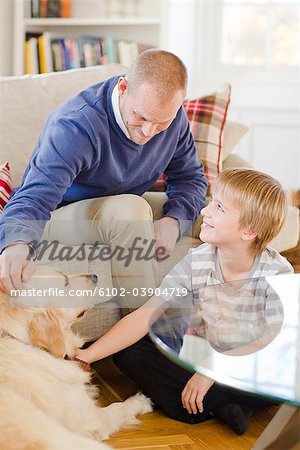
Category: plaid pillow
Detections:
[
  {"x1": 150, "y1": 173, "x2": 167, "y2": 192},
  {"x1": 150, "y1": 86, "x2": 231, "y2": 191},
  {"x1": 183, "y1": 85, "x2": 231, "y2": 186},
  {"x1": 0, "y1": 162, "x2": 12, "y2": 213}
]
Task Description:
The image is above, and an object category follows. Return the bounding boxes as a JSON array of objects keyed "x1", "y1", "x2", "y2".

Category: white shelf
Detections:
[
  {"x1": 25, "y1": 17, "x2": 160, "y2": 27},
  {"x1": 13, "y1": 0, "x2": 164, "y2": 76}
]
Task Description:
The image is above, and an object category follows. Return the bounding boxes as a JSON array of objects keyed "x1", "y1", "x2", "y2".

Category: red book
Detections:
[{"x1": 40, "y1": 0, "x2": 48, "y2": 17}]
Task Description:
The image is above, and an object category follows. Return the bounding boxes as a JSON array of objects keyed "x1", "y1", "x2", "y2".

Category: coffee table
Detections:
[{"x1": 149, "y1": 273, "x2": 300, "y2": 449}]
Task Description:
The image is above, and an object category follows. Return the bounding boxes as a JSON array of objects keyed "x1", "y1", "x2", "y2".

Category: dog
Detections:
[{"x1": 0, "y1": 266, "x2": 152, "y2": 450}]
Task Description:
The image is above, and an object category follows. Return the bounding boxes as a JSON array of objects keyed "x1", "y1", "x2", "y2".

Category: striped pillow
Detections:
[
  {"x1": 150, "y1": 86, "x2": 231, "y2": 192},
  {"x1": 0, "y1": 162, "x2": 13, "y2": 213}
]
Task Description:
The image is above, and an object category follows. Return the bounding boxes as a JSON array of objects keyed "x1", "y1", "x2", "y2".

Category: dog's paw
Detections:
[{"x1": 125, "y1": 393, "x2": 153, "y2": 416}]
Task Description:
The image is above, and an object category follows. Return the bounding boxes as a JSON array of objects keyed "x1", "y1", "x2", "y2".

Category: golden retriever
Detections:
[{"x1": 0, "y1": 266, "x2": 152, "y2": 450}]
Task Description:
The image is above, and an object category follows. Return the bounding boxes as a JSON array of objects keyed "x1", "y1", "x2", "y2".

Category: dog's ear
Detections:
[{"x1": 29, "y1": 311, "x2": 66, "y2": 358}]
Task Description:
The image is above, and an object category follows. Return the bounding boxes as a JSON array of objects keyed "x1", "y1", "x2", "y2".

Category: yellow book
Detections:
[
  {"x1": 24, "y1": 40, "x2": 32, "y2": 74},
  {"x1": 38, "y1": 34, "x2": 47, "y2": 73},
  {"x1": 38, "y1": 33, "x2": 53, "y2": 73},
  {"x1": 24, "y1": 37, "x2": 39, "y2": 74}
]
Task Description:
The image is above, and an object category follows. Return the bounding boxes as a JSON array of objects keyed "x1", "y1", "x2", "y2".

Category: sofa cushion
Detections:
[
  {"x1": 222, "y1": 121, "x2": 249, "y2": 161},
  {"x1": 0, "y1": 162, "x2": 12, "y2": 213},
  {"x1": 269, "y1": 206, "x2": 300, "y2": 253}
]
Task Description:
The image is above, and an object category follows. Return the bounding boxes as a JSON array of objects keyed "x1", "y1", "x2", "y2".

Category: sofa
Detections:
[{"x1": 0, "y1": 64, "x2": 299, "y2": 340}]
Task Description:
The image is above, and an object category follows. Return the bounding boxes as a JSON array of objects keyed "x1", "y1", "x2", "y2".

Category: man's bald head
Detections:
[{"x1": 126, "y1": 49, "x2": 188, "y2": 101}]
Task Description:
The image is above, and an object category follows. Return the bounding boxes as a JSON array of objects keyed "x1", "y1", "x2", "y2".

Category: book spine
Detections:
[
  {"x1": 106, "y1": 37, "x2": 118, "y2": 64},
  {"x1": 43, "y1": 32, "x2": 54, "y2": 72},
  {"x1": 51, "y1": 40, "x2": 62, "y2": 71},
  {"x1": 24, "y1": 40, "x2": 32, "y2": 74},
  {"x1": 31, "y1": 0, "x2": 40, "y2": 18},
  {"x1": 72, "y1": 39, "x2": 81, "y2": 68},
  {"x1": 38, "y1": 34, "x2": 47, "y2": 73},
  {"x1": 40, "y1": 0, "x2": 48, "y2": 18},
  {"x1": 60, "y1": 0, "x2": 72, "y2": 18},
  {"x1": 59, "y1": 39, "x2": 67, "y2": 70},
  {"x1": 46, "y1": 0, "x2": 61, "y2": 18}
]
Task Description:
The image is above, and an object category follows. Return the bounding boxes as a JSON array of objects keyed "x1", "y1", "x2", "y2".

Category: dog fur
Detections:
[{"x1": 0, "y1": 266, "x2": 152, "y2": 450}]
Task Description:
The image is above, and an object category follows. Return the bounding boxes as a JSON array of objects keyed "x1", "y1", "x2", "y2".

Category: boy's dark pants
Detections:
[{"x1": 113, "y1": 335, "x2": 274, "y2": 424}]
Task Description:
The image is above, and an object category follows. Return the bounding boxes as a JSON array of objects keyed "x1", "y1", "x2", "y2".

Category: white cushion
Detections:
[
  {"x1": 222, "y1": 120, "x2": 249, "y2": 161},
  {"x1": 270, "y1": 206, "x2": 299, "y2": 253}
]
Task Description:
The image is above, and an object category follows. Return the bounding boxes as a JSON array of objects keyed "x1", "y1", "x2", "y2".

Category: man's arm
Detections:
[
  {"x1": 0, "y1": 113, "x2": 94, "y2": 252},
  {"x1": 163, "y1": 107, "x2": 208, "y2": 236},
  {"x1": 0, "y1": 113, "x2": 95, "y2": 290}
]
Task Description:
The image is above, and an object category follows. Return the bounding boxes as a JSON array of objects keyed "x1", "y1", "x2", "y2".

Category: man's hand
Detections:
[
  {"x1": 181, "y1": 372, "x2": 214, "y2": 414},
  {"x1": 153, "y1": 216, "x2": 180, "y2": 258},
  {"x1": 0, "y1": 243, "x2": 35, "y2": 293}
]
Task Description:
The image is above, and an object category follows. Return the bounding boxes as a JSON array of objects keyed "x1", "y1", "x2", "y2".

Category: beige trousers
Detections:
[{"x1": 42, "y1": 192, "x2": 168, "y2": 310}]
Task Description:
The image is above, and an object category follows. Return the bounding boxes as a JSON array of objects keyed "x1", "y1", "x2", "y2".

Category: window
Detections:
[{"x1": 221, "y1": 0, "x2": 300, "y2": 66}]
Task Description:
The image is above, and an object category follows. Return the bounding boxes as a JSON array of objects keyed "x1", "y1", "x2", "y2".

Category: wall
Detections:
[
  {"x1": 163, "y1": 0, "x2": 300, "y2": 191},
  {"x1": 0, "y1": 0, "x2": 14, "y2": 76}
]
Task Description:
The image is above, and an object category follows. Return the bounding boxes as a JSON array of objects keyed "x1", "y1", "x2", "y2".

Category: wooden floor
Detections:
[
  {"x1": 91, "y1": 243, "x2": 300, "y2": 450},
  {"x1": 92, "y1": 358, "x2": 280, "y2": 450}
]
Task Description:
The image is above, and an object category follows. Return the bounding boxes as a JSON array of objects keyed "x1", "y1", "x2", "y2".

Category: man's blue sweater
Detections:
[{"x1": 0, "y1": 76, "x2": 207, "y2": 250}]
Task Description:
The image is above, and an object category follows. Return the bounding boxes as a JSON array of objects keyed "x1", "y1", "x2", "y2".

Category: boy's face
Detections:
[{"x1": 200, "y1": 191, "x2": 248, "y2": 248}]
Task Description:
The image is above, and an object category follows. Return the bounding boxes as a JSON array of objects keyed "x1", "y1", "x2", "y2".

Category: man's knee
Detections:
[{"x1": 94, "y1": 194, "x2": 153, "y2": 222}]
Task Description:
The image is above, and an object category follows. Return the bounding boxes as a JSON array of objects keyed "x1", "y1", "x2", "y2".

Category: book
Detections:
[
  {"x1": 31, "y1": 0, "x2": 40, "y2": 18},
  {"x1": 25, "y1": 32, "x2": 42, "y2": 73},
  {"x1": 38, "y1": 32, "x2": 53, "y2": 73},
  {"x1": 25, "y1": 40, "x2": 33, "y2": 74},
  {"x1": 60, "y1": 0, "x2": 72, "y2": 18},
  {"x1": 105, "y1": 37, "x2": 119, "y2": 64},
  {"x1": 81, "y1": 36, "x2": 106, "y2": 67},
  {"x1": 64, "y1": 38, "x2": 80, "y2": 69},
  {"x1": 117, "y1": 40, "x2": 133, "y2": 67},
  {"x1": 37, "y1": 0, "x2": 72, "y2": 18},
  {"x1": 46, "y1": 0, "x2": 61, "y2": 17},
  {"x1": 51, "y1": 39, "x2": 63, "y2": 71},
  {"x1": 40, "y1": 0, "x2": 48, "y2": 18},
  {"x1": 24, "y1": 28, "x2": 151, "y2": 73}
]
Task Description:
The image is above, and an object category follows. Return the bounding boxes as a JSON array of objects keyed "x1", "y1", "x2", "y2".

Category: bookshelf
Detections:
[{"x1": 13, "y1": 0, "x2": 163, "y2": 75}]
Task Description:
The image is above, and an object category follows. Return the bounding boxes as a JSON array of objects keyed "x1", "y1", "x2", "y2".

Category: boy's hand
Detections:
[
  {"x1": 75, "y1": 348, "x2": 91, "y2": 364},
  {"x1": 181, "y1": 372, "x2": 214, "y2": 414}
]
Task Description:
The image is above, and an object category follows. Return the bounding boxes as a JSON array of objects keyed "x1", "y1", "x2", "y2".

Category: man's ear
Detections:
[
  {"x1": 118, "y1": 76, "x2": 128, "y2": 96},
  {"x1": 241, "y1": 226, "x2": 258, "y2": 242},
  {"x1": 29, "y1": 311, "x2": 66, "y2": 358}
]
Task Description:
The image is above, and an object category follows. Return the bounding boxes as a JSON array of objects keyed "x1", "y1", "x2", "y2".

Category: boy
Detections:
[{"x1": 76, "y1": 168, "x2": 293, "y2": 434}]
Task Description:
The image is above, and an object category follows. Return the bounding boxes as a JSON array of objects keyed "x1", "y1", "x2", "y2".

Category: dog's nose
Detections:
[{"x1": 88, "y1": 274, "x2": 98, "y2": 284}]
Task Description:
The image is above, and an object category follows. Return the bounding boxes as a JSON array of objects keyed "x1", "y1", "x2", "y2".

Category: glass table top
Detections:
[{"x1": 149, "y1": 273, "x2": 300, "y2": 406}]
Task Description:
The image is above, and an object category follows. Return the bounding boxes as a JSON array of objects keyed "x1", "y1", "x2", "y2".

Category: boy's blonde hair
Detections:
[{"x1": 211, "y1": 168, "x2": 289, "y2": 254}]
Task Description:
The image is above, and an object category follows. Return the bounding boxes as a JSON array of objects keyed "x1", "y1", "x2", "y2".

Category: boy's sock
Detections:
[{"x1": 212, "y1": 403, "x2": 253, "y2": 435}]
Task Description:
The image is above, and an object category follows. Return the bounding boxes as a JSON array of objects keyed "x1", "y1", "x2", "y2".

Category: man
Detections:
[{"x1": 0, "y1": 49, "x2": 207, "y2": 308}]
